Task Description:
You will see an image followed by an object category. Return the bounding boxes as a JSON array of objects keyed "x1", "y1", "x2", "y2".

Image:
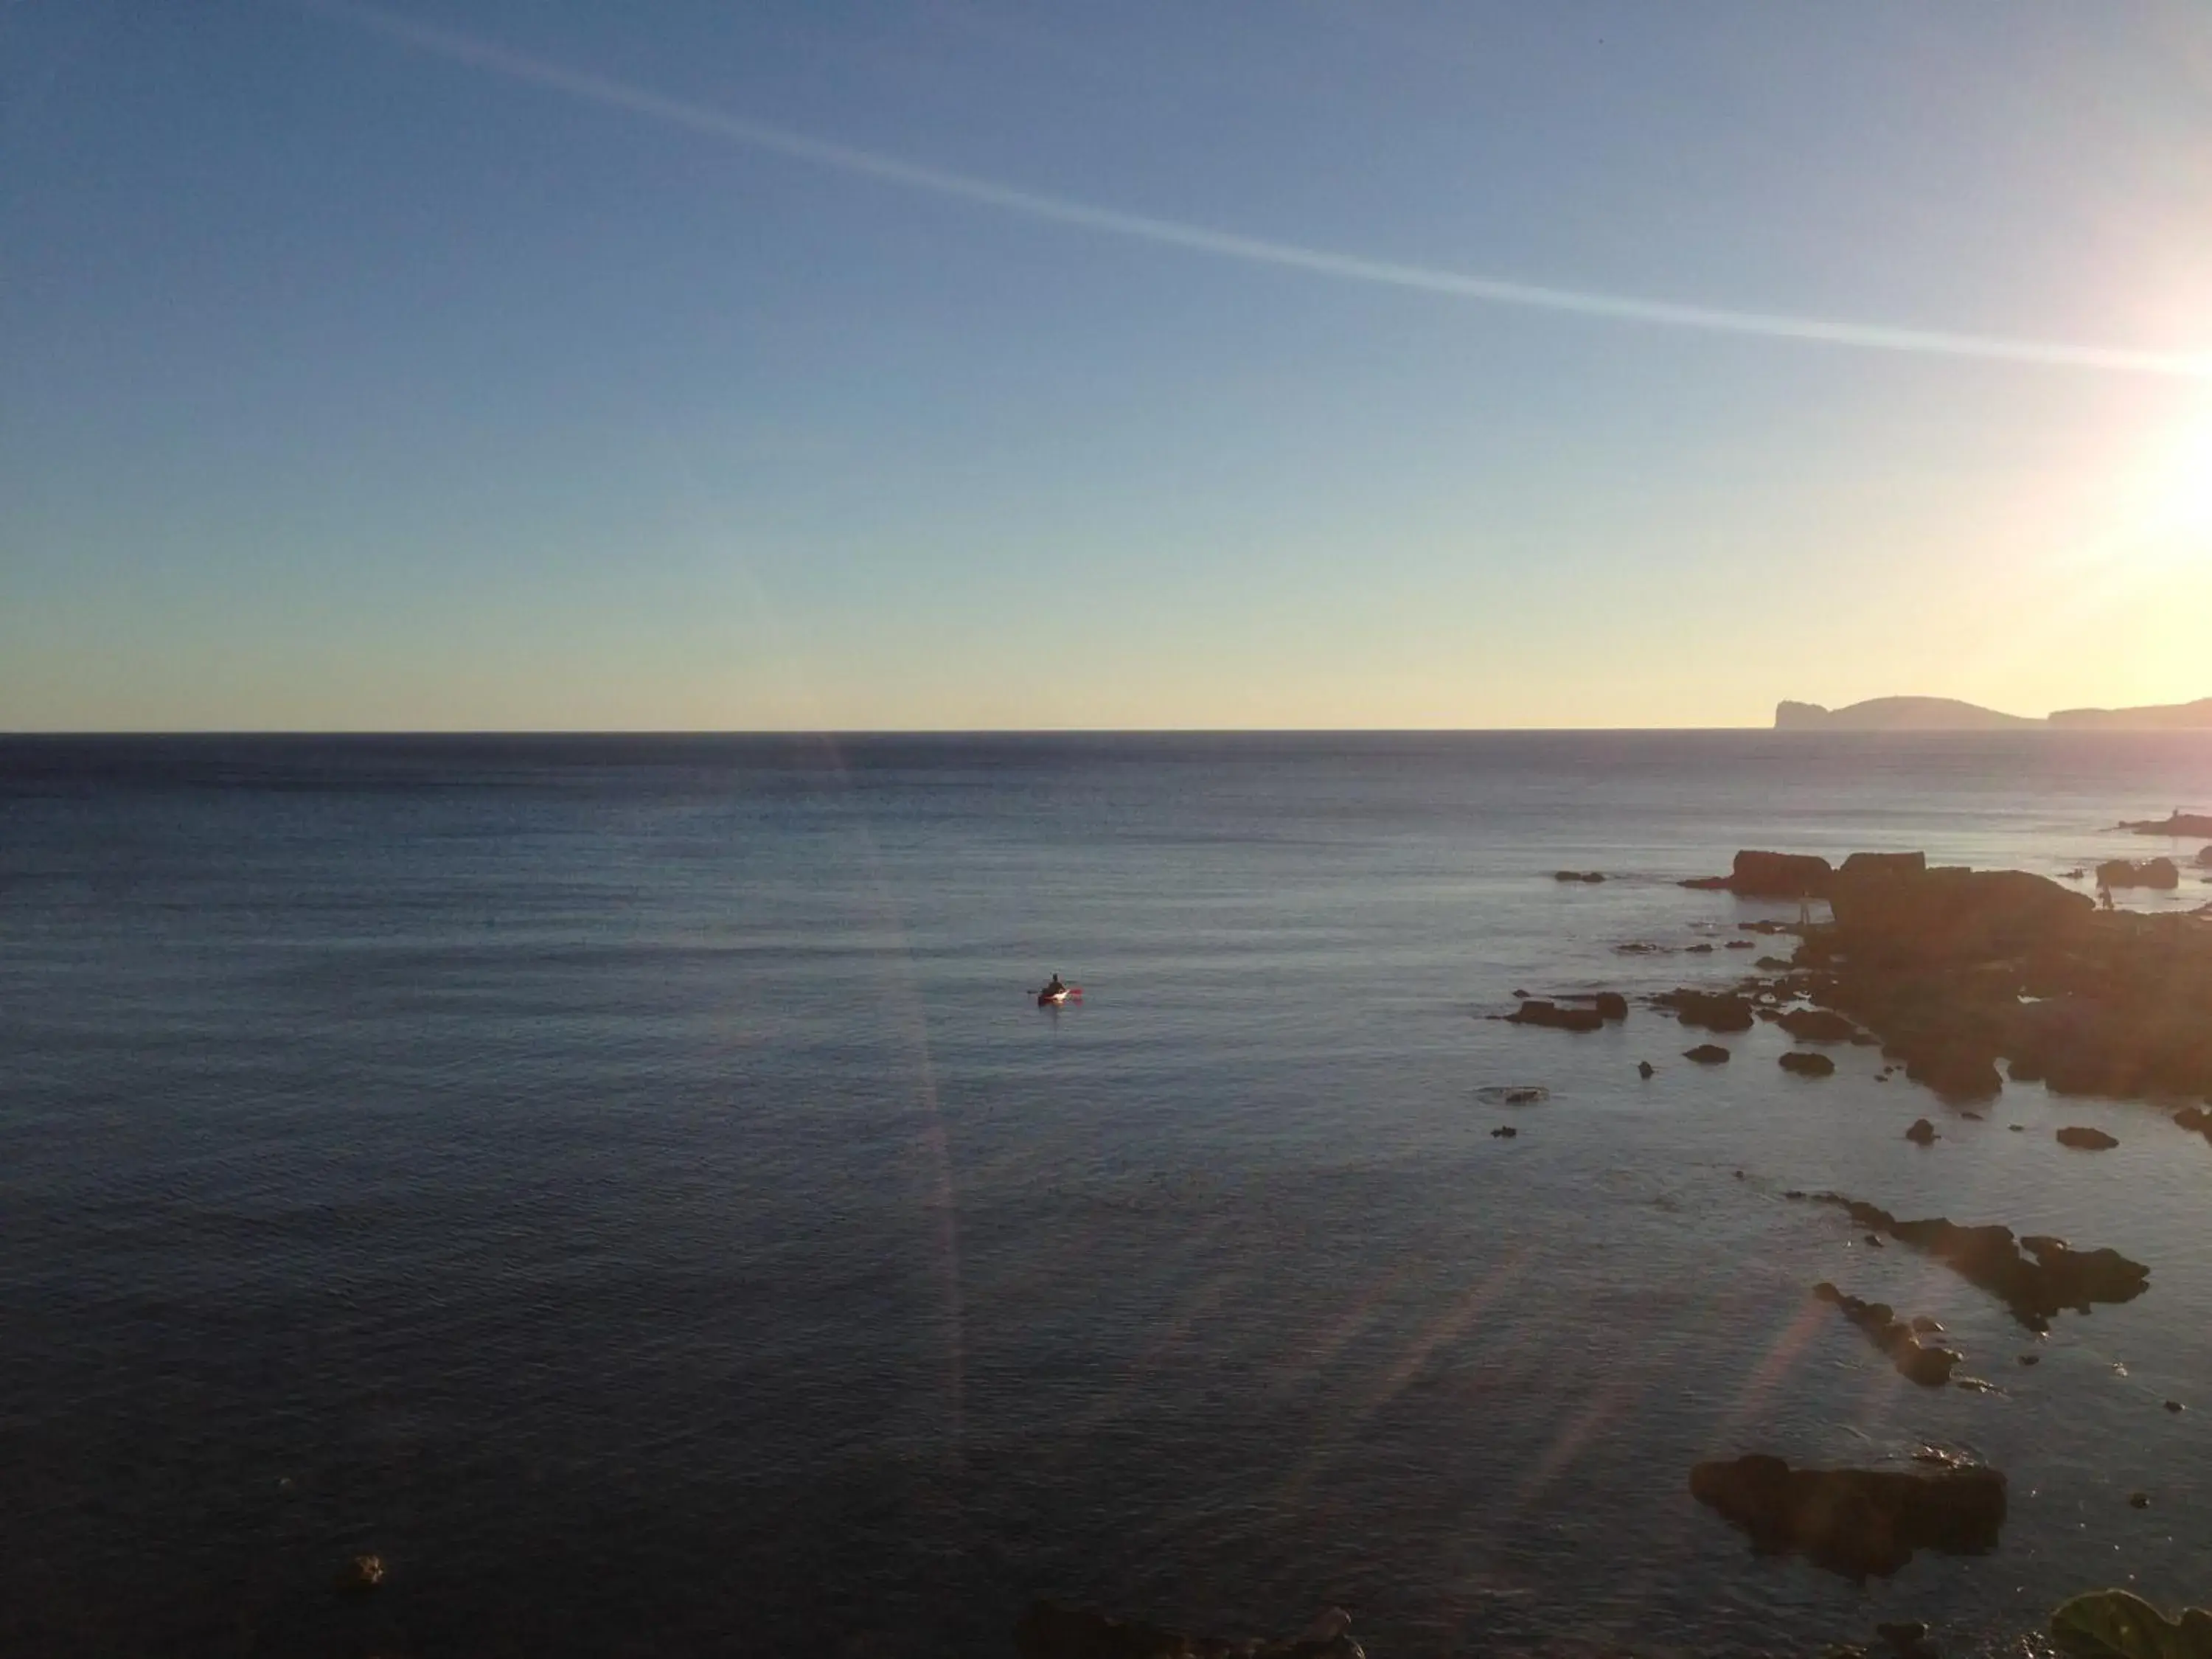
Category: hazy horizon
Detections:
[{"x1": 5, "y1": 1, "x2": 2209, "y2": 731}]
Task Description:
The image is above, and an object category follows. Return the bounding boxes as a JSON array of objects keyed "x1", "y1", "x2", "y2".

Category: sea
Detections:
[{"x1": 3, "y1": 732, "x2": 2210, "y2": 1659}]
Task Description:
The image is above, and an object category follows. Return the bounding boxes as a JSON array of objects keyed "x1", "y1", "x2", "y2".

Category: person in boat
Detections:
[{"x1": 1043, "y1": 973, "x2": 1066, "y2": 998}]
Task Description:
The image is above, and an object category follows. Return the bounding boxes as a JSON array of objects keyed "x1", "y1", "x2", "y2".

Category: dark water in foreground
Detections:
[{"x1": 3, "y1": 733, "x2": 2211, "y2": 1658}]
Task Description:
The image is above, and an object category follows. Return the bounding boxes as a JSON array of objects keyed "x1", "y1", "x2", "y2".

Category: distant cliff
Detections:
[
  {"x1": 1777, "y1": 698, "x2": 2039, "y2": 731},
  {"x1": 1778, "y1": 696, "x2": 2212, "y2": 731},
  {"x1": 2050, "y1": 698, "x2": 2212, "y2": 730}
]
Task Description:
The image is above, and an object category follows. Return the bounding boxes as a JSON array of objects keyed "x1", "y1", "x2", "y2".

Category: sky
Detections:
[{"x1": 3, "y1": 0, "x2": 2210, "y2": 731}]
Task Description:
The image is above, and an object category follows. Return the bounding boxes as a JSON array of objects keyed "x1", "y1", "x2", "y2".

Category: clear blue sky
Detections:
[{"x1": 4, "y1": 0, "x2": 2208, "y2": 729}]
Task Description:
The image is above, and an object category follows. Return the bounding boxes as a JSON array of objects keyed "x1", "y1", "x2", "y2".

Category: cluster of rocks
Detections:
[
  {"x1": 1673, "y1": 852, "x2": 2212, "y2": 1107},
  {"x1": 1799, "y1": 1194, "x2": 2149, "y2": 1331},
  {"x1": 1688, "y1": 1454, "x2": 2006, "y2": 1579},
  {"x1": 1016, "y1": 1602, "x2": 1363, "y2": 1659},
  {"x1": 1812, "y1": 1283, "x2": 1963, "y2": 1385}
]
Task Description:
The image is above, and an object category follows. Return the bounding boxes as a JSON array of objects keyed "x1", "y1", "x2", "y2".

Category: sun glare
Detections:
[{"x1": 2152, "y1": 408, "x2": 2212, "y2": 540}]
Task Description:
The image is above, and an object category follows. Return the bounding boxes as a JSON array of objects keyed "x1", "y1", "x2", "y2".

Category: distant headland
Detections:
[{"x1": 1777, "y1": 696, "x2": 2212, "y2": 731}]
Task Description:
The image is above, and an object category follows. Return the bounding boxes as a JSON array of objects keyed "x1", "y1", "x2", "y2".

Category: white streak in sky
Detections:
[{"x1": 296, "y1": 0, "x2": 2210, "y2": 378}]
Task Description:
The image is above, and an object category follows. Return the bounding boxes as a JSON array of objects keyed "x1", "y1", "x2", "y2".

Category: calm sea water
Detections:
[{"x1": 4, "y1": 733, "x2": 2211, "y2": 1658}]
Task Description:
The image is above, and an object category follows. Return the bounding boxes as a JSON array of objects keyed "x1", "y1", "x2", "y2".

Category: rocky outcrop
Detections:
[
  {"x1": 1593, "y1": 992, "x2": 1629, "y2": 1022},
  {"x1": 1842, "y1": 852, "x2": 1928, "y2": 879},
  {"x1": 1905, "y1": 1119, "x2": 1938, "y2": 1145},
  {"x1": 1787, "y1": 860, "x2": 2212, "y2": 1105},
  {"x1": 1806, "y1": 1195, "x2": 2149, "y2": 1331},
  {"x1": 2199, "y1": 845, "x2": 2212, "y2": 868},
  {"x1": 2120, "y1": 811, "x2": 2212, "y2": 837},
  {"x1": 1781, "y1": 1052, "x2": 1837, "y2": 1078},
  {"x1": 1015, "y1": 1601, "x2": 1365, "y2": 1659},
  {"x1": 1824, "y1": 865, "x2": 2093, "y2": 964},
  {"x1": 1506, "y1": 1001, "x2": 1604, "y2": 1033},
  {"x1": 2056, "y1": 1126, "x2": 2119, "y2": 1151},
  {"x1": 1657, "y1": 990, "x2": 1756, "y2": 1032},
  {"x1": 2097, "y1": 858, "x2": 2180, "y2": 890},
  {"x1": 1684, "y1": 1044, "x2": 1731, "y2": 1065},
  {"x1": 1554, "y1": 870, "x2": 1606, "y2": 883},
  {"x1": 1690, "y1": 1454, "x2": 2006, "y2": 1578},
  {"x1": 1684, "y1": 851, "x2": 1834, "y2": 898},
  {"x1": 1775, "y1": 1008, "x2": 1860, "y2": 1043},
  {"x1": 1813, "y1": 1284, "x2": 1963, "y2": 1385}
]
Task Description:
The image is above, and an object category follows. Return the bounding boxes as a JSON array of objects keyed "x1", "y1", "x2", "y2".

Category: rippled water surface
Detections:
[{"x1": 3, "y1": 733, "x2": 2210, "y2": 1658}]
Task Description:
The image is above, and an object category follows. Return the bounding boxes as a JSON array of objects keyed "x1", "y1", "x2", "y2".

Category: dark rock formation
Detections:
[
  {"x1": 1811, "y1": 1195, "x2": 2149, "y2": 1330},
  {"x1": 1906, "y1": 1119, "x2": 1938, "y2": 1144},
  {"x1": 1689, "y1": 1454, "x2": 2006, "y2": 1579},
  {"x1": 1638, "y1": 1060, "x2": 1655, "y2": 1079},
  {"x1": 1506, "y1": 1001, "x2": 1604, "y2": 1033},
  {"x1": 1813, "y1": 1283, "x2": 1963, "y2": 1385},
  {"x1": 1843, "y1": 852, "x2": 1929, "y2": 879},
  {"x1": 1685, "y1": 1044, "x2": 1731, "y2": 1065},
  {"x1": 1781, "y1": 1051, "x2": 1837, "y2": 1078},
  {"x1": 2119, "y1": 811, "x2": 2212, "y2": 837},
  {"x1": 1491, "y1": 1125, "x2": 1518, "y2": 1139},
  {"x1": 1684, "y1": 850, "x2": 1834, "y2": 898},
  {"x1": 1775, "y1": 1008, "x2": 1861, "y2": 1043},
  {"x1": 1779, "y1": 860, "x2": 2212, "y2": 1107},
  {"x1": 2097, "y1": 858, "x2": 2180, "y2": 891},
  {"x1": 1658, "y1": 990, "x2": 1756, "y2": 1032},
  {"x1": 1594, "y1": 992, "x2": 1630, "y2": 1022},
  {"x1": 1016, "y1": 1601, "x2": 1366, "y2": 1659},
  {"x1": 2056, "y1": 1126, "x2": 2119, "y2": 1151},
  {"x1": 1554, "y1": 870, "x2": 1606, "y2": 883},
  {"x1": 2199, "y1": 845, "x2": 2212, "y2": 868}
]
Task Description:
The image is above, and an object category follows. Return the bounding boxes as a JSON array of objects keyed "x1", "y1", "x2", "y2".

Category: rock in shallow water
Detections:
[
  {"x1": 1505, "y1": 1000, "x2": 1604, "y2": 1033},
  {"x1": 1689, "y1": 1454, "x2": 2006, "y2": 1579},
  {"x1": 2056, "y1": 1125, "x2": 2119, "y2": 1150},
  {"x1": 1685, "y1": 1043, "x2": 1731, "y2": 1065},
  {"x1": 1810, "y1": 1194, "x2": 2149, "y2": 1330},
  {"x1": 1813, "y1": 1282, "x2": 1962, "y2": 1385},
  {"x1": 1781, "y1": 1051, "x2": 1837, "y2": 1078}
]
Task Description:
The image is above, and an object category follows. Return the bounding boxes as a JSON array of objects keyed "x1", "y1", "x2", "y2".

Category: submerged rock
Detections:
[
  {"x1": 1781, "y1": 1051, "x2": 1837, "y2": 1078},
  {"x1": 1689, "y1": 1454, "x2": 2006, "y2": 1579},
  {"x1": 1554, "y1": 869, "x2": 1607, "y2": 883},
  {"x1": 1015, "y1": 1600, "x2": 1366, "y2": 1659},
  {"x1": 1476, "y1": 1085, "x2": 1550, "y2": 1106},
  {"x1": 1638, "y1": 1060, "x2": 1655, "y2": 1079},
  {"x1": 1906, "y1": 1119, "x2": 1939, "y2": 1145},
  {"x1": 1685, "y1": 1044, "x2": 1732, "y2": 1065}
]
